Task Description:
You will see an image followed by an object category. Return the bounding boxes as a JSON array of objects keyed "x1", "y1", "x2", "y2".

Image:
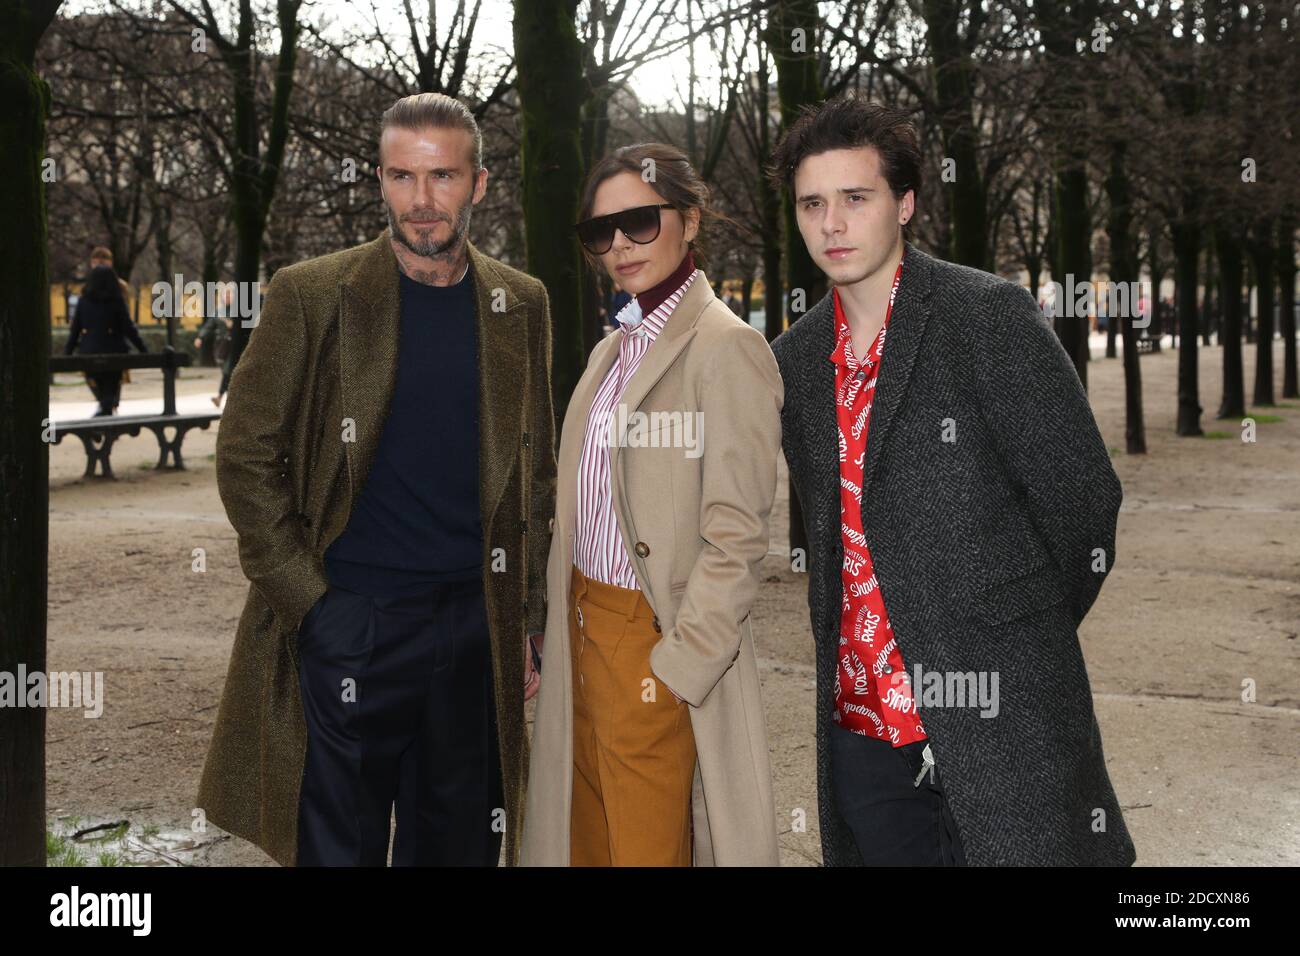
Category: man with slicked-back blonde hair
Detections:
[{"x1": 198, "y1": 92, "x2": 556, "y2": 867}]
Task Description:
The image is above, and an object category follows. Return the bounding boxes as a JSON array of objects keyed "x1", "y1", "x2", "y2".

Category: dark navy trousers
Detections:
[
  {"x1": 829, "y1": 721, "x2": 968, "y2": 866},
  {"x1": 294, "y1": 577, "x2": 504, "y2": 866}
]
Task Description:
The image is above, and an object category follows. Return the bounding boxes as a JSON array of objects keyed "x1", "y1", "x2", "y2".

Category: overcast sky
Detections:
[{"x1": 68, "y1": 0, "x2": 696, "y2": 111}]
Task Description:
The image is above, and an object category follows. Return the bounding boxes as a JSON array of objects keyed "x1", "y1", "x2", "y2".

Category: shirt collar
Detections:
[
  {"x1": 616, "y1": 263, "x2": 700, "y2": 342},
  {"x1": 828, "y1": 248, "x2": 906, "y2": 369},
  {"x1": 829, "y1": 286, "x2": 860, "y2": 370}
]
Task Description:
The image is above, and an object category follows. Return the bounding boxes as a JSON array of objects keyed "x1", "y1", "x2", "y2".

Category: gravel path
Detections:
[{"x1": 44, "y1": 336, "x2": 1299, "y2": 866}]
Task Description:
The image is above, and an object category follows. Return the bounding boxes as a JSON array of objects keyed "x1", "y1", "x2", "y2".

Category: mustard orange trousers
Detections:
[{"x1": 569, "y1": 565, "x2": 697, "y2": 866}]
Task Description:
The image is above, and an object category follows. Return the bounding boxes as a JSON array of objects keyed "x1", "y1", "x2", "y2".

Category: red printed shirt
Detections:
[{"x1": 831, "y1": 255, "x2": 926, "y2": 746}]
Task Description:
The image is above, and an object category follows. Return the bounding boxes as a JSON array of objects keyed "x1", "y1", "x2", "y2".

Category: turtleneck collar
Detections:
[{"x1": 629, "y1": 249, "x2": 696, "y2": 318}]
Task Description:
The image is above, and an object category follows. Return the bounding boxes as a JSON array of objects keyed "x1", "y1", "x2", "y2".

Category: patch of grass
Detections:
[
  {"x1": 46, "y1": 819, "x2": 137, "y2": 866},
  {"x1": 1107, "y1": 446, "x2": 1121, "y2": 456},
  {"x1": 46, "y1": 830, "x2": 88, "y2": 866},
  {"x1": 1246, "y1": 412, "x2": 1283, "y2": 424},
  {"x1": 1201, "y1": 431, "x2": 1232, "y2": 440},
  {"x1": 140, "y1": 822, "x2": 160, "y2": 841}
]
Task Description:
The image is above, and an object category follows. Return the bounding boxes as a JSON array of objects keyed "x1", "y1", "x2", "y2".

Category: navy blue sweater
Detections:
[{"x1": 324, "y1": 264, "x2": 482, "y2": 595}]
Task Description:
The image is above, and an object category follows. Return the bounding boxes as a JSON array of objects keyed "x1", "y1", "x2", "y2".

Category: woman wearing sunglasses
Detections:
[{"x1": 520, "y1": 143, "x2": 783, "y2": 866}]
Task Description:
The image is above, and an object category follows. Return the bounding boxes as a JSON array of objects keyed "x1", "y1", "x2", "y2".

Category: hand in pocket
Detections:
[{"x1": 299, "y1": 587, "x2": 329, "y2": 636}]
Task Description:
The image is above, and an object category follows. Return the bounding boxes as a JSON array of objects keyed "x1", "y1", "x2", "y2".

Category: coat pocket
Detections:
[{"x1": 967, "y1": 561, "x2": 1068, "y2": 626}]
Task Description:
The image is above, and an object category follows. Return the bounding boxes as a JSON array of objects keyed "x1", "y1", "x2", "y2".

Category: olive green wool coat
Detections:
[{"x1": 195, "y1": 228, "x2": 556, "y2": 866}]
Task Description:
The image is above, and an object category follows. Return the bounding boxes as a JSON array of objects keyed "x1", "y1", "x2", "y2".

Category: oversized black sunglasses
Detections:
[{"x1": 574, "y1": 203, "x2": 677, "y2": 255}]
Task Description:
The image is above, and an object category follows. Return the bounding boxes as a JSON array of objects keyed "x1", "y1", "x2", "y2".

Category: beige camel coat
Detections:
[{"x1": 520, "y1": 273, "x2": 783, "y2": 866}]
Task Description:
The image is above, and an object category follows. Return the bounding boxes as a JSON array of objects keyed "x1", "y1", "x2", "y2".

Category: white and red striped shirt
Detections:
[{"x1": 574, "y1": 268, "x2": 701, "y2": 588}]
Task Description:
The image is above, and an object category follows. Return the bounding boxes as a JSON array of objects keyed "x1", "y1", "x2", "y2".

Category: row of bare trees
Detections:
[{"x1": 37, "y1": 1, "x2": 1300, "y2": 433}]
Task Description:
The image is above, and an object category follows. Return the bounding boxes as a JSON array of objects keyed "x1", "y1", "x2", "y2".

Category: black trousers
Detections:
[
  {"x1": 829, "y1": 721, "x2": 967, "y2": 866},
  {"x1": 295, "y1": 577, "x2": 504, "y2": 866},
  {"x1": 86, "y1": 371, "x2": 121, "y2": 414}
]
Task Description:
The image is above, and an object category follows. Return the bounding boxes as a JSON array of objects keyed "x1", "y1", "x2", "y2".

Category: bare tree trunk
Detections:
[
  {"x1": 764, "y1": 0, "x2": 824, "y2": 560},
  {"x1": 1171, "y1": 203, "x2": 1203, "y2": 435},
  {"x1": 921, "y1": 0, "x2": 988, "y2": 269},
  {"x1": 1215, "y1": 225, "x2": 1246, "y2": 419},
  {"x1": 756, "y1": 41, "x2": 784, "y2": 345},
  {"x1": 1054, "y1": 163, "x2": 1091, "y2": 388},
  {"x1": 579, "y1": 86, "x2": 613, "y2": 356},
  {"x1": 1276, "y1": 217, "x2": 1296, "y2": 399},
  {"x1": 1247, "y1": 217, "x2": 1276, "y2": 407},
  {"x1": 514, "y1": 0, "x2": 587, "y2": 418},
  {"x1": 1244, "y1": 261, "x2": 1255, "y2": 344},
  {"x1": 1039, "y1": 0, "x2": 1096, "y2": 386},
  {"x1": 1105, "y1": 139, "x2": 1145, "y2": 454},
  {"x1": 217, "y1": 0, "x2": 302, "y2": 377},
  {"x1": 1201, "y1": 239, "x2": 1216, "y2": 347},
  {"x1": 154, "y1": 195, "x2": 176, "y2": 350},
  {"x1": 1147, "y1": 223, "x2": 1165, "y2": 345},
  {"x1": 1105, "y1": 298, "x2": 1118, "y2": 359},
  {"x1": 0, "y1": 0, "x2": 61, "y2": 868}
]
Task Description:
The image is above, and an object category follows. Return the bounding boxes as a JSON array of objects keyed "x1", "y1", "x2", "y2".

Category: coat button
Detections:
[
  {"x1": 634, "y1": 541, "x2": 650, "y2": 558},
  {"x1": 652, "y1": 616, "x2": 661, "y2": 633},
  {"x1": 882, "y1": 663, "x2": 893, "y2": 674}
]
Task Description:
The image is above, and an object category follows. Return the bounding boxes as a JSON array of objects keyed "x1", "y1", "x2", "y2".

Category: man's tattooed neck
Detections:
[{"x1": 392, "y1": 239, "x2": 468, "y2": 286}]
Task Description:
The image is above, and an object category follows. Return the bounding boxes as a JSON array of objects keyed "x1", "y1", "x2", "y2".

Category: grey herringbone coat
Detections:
[{"x1": 771, "y1": 244, "x2": 1136, "y2": 866}]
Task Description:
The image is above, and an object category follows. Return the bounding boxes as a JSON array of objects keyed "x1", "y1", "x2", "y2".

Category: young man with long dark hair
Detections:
[{"x1": 769, "y1": 96, "x2": 1135, "y2": 867}]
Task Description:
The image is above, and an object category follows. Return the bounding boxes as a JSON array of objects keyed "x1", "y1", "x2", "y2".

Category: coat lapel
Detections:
[
  {"x1": 796, "y1": 291, "x2": 840, "y2": 586},
  {"x1": 337, "y1": 228, "x2": 529, "y2": 524},
  {"x1": 608, "y1": 275, "x2": 710, "y2": 495},
  {"x1": 338, "y1": 232, "x2": 401, "y2": 510},
  {"x1": 467, "y1": 239, "x2": 530, "y2": 525},
  {"x1": 796, "y1": 243, "x2": 934, "y2": 594},
  {"x1": 860, "y1": 243, "x2": 934, "y2": 503},
  {"x1": 553, "y1": 333, "x2": 620, "y2": 546},
  {"x1": 552, "y1": 277, "x2": 710, "y2": 561}
]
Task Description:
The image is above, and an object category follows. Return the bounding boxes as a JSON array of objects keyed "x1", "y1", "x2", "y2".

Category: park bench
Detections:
[{"x1": 48, "y1": 347, "x2": 220, "y2": 479}]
